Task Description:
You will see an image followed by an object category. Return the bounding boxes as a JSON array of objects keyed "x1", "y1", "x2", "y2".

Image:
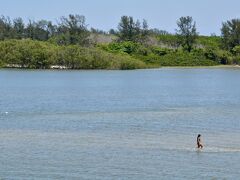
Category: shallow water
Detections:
[{"x1": 0, "y1": 68, "x2": 240, "y2": 179}]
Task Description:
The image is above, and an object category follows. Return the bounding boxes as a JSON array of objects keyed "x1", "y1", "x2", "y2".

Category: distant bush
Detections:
[
  {"x1": 0, "y1": 39, "x2": 147, "y2": 70},
  {"x1": 157, "y1": 34, "x2": 180, "y2": 48},
  {"x1": 134, "y1": 49, "x2": 219, "y2": 66},
  {"x1": 158, "y1": 51, "x2": 219, "y2": 66},
  {"x1": 150, "y1": 46, "x2": 174, "y2": 56},
  {"x1": 119, "y1": 58, "x2": 145, "y2": 70},
  {"x1": 0, "y1": 60, "x2": 3, "y2": 67},
  {"x1": 203, "y1": 47, "x2": 232, "y2": 64},
  {"x1": 0, "y1": 39, "x2": 234, "y2": 70},
  {"x1": 99, "y1": 41, "x2": 140, "y2": 54},
  {"x1": 0, "y1": 39, "x2": 55, "y2": 68},
  {"x1": 196, "y1": 36, "x2": 221, "y2": 49},
  {"x1": 99, "y1": 41, "x2": 221, "y2": 67}
]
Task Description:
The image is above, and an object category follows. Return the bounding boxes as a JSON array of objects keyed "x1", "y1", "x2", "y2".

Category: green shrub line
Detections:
[
  {"x1": 0, "y1": 38, "x2": 239, "y2": 70},
  {"x1": 0, "y1": 39, "x2": 147, "y2": 70},
  {"x1": 98, "y1": 40, "x2": 232, "y2": 67},
  {"x1": 0, "y1": 15, "x2": 240, "y2": 70}
]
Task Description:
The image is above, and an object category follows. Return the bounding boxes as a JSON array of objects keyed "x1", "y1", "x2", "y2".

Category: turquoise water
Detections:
[{"x1": 0, "y1": 68, "x2": 240, "y2": 179}]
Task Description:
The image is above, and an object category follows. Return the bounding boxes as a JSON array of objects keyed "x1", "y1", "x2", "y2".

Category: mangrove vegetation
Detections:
[{"x1": 0, "y1": 14, "x2": 240, "y2": 69}]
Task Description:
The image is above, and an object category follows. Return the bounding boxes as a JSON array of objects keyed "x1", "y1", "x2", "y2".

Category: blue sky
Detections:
[{"x1": 0, "y1": 0, "x2": 240, "y2": 35}]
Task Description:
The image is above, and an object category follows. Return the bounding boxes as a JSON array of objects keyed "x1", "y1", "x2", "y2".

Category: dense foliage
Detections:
[
  {"x1": 221, "y1": 19, "x2": 240, "y2": 51},
  {"x1": 0, "y1": 39, "x2": 146, "y2": 69},
  {"x1": 0, "y1": 14, "x2": 240, "y2": 69},
  {"x1": 117, "y1": 16, "x2": 149, "y2": 43},
  {"x1": 99, "y1": 41, "x2": 219, "y2": 66},
  {"x1": 0, "y1": 14, "x2": 90, "y2": 46},
  {"x1": 176, "y1": 16, "x2": 198, "y2": 52}
]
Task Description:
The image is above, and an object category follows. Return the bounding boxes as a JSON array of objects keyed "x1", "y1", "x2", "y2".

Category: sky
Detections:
[{"x1": 0, "y1": 0, "x2": 240, "y2": 35}]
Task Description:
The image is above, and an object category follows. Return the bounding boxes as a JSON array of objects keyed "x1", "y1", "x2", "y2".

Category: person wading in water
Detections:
[{"x1": 197, "y1": 134, "x2": 203, "y2": 149}]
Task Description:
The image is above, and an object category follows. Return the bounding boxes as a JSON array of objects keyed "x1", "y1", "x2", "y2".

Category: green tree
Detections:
[
  {"x1": 221, "y1": 19, "x2": 240, "y2": 50},
  {"x1": 140, "y1": 19, "x2": 149, "y2": 44},
  {"x1": 109, "y1": 29, "x2": 117, "y2": 35},
  {"x1": 13, "y1": 18, "x2": 25, "y2": 39},
  {"x1": 25, "y1": 20, "x2": 35, "y2": 39},
  {"x1": 0, "y1": 16, "x2": 13, "y2": 40},
  {"x1": 118, "y1": 16, "x2": 137, "y2": 42},
  {"x1": 117, "y1": 16, "x2": 149, "y2": 44},
  {"x1": 25, "y1": 20, "x2": 54, "y2": 41},
  {"x1": 176, "y1": 16, "x2": 198, "y2": 52},
  {"x1": 57, "y1": 14, "x2": 90, "y2": 46}
]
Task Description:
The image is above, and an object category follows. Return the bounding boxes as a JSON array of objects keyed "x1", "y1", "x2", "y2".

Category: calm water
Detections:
[{"x1": 0, "y1": 68, "x2": 240, "y2": 179}]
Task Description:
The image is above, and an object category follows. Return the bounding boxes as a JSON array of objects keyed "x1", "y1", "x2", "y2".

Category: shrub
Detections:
[
  {"x1": 98, "y1": 41, "x2": 140, "y2": 54},
  {"x1": 160, "y1": 51, "x2": 218, "y2": 66},
  {"x1": 0, "y1": 39, "x2": 147, "y2": 70},
  {"x1": 119, "y1": 58, "x2": 145, "y2": 70}
]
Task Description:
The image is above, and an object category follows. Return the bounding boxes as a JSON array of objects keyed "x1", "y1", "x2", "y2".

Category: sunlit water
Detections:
[{"x1": 0, "y1": 68, "x2": 240, "y2": 179}]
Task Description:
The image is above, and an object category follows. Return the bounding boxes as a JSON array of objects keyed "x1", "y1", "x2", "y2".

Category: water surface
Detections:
[{"x1": 0, "y1": 68, "x2": 240, "y2": 179}]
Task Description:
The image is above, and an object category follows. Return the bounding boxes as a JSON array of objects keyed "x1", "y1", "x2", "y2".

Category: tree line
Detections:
[
  {"x1": 0, "y1": 14, "x2": 240, "y2": 69},
  {"x1": 0, "y1": 15, "x2": 91, "y2": 45},
  {"x1": 0, "y1": 14, "x2": 240, "y2": 50}
]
